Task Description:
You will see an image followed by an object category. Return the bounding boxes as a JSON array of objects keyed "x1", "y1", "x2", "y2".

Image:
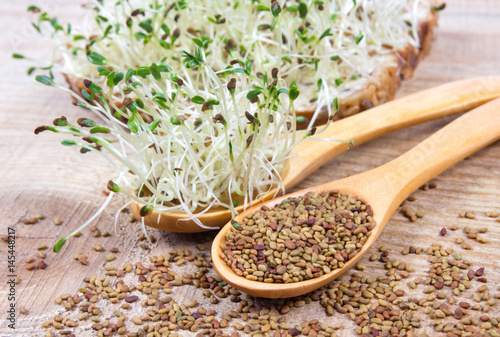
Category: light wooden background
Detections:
[{"x1": 0, "y1": 1, "x2": 499, "y2": 336}]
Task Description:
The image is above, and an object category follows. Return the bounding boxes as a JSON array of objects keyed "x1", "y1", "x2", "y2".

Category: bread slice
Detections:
[{"x1": 295, "y1": 11, "x2": 439, "y2": 127}]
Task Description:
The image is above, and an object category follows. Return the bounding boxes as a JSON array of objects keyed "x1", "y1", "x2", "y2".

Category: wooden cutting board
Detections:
[{"x1": 0, "y1": 1, "x2": 499, "y2": 336}]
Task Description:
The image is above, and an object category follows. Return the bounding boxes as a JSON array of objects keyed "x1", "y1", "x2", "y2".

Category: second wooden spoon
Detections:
[{"x1": 212, "y1": 97, "x2": 500, "y2": 298}]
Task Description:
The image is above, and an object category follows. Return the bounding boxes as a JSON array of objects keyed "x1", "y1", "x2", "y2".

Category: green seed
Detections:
[{"x1": 105, "y1": 254, "x2": 115, "y2": 262}]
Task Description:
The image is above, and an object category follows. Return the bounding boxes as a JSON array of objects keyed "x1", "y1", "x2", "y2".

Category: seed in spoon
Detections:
[{"x1": 220, "y1": 191, "x2": 376, "y2": 283}]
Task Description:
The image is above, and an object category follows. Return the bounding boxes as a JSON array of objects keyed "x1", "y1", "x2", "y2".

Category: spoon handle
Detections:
[
  {"x1": 366, "y1": 97, "x2": 500, "y2": 218},
  {"x1": 285, "y1": 76, "x2": 500, "y2": 189}
]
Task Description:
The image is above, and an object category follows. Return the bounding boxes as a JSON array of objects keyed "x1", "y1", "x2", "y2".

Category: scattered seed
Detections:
[
  {"x1": 105, "y1": 254, "x2": 115, "y2": 262},
  {"x1": 78, "y1": 255, "x2": 88, "y2": 265},
  {"x1": 355, "y1": 263, "x2": 366, "y2": 271},
  {"x1": 465, "y1": 212, "x2": 475, "y2": 219}
]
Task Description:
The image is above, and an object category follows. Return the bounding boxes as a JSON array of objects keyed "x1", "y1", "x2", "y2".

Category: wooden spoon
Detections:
[
  {"x1": 131, "y1": 76, "x2": 500, "y2": 232},
  {"x1": 211, "y1": 97, "x2": 500, "y2": 298}
]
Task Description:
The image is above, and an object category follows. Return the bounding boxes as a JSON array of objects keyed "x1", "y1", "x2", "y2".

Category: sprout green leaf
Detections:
[
  {"x1": 298, "y1": 2, "x2": 308, "y2": 18},
  {"x1": 246, "y1": 89, "x2": 261, "y2": 100},
  {"x1": 35, "y1": 75, "x2": 55, "y2": 86},
  {"x1": 87, "y1": 52, "x2": 108, "y2": 65},
  {"x1": 53, "y1": 237, "x2": 67, "y2": 252},
  {"x1": 191, "y1": 96, "x2": 205, "y2": 104},
  {"x1": 61, "y1": 140, "x2": 77, "y2": 146}
]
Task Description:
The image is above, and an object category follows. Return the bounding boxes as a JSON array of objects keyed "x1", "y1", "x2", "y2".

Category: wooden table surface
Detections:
[{"x1": 1, "y1": 1, "x2": 499, "y2": 336}]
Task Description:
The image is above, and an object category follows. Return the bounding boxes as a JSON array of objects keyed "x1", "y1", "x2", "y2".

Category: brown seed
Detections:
[
  {"x1": 284, "y1": 240, "x2": 296, "y2": 250},
  {"x1": 395, "y1": 289, "x2": 405, "y2": 296},
  {"x1": 124, "y1": 295, "x2": 138, "y2": 303},
  {"x1": 93, "y1": 245, "x2": 103, "y2": 252},
  {"x1": 78, "y1": 255, "x2": 88, "y2": 265},
  {"x1": 459, "y1": 302, "x2": 470, "y2": 309},
  {"x1": 434, "y1": 282, "x2": 444, "y2": 290},
  {"x1": 480, "y1": 316, "x2": 490, "y2": 322},
  {"x1": 440, "y1": 228, "x2": 447, "y2": 236},
  {"x1": 477, "y1": 285, "x2": 488, "y2": 293}
]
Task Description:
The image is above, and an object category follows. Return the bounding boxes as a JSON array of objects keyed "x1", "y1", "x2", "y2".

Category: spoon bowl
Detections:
[
  {"x1": 211, "y1": 97, "x2": 500, "y2": 298},
  {"x1": 132, "y1": 76, "x2": 500, "y2": 232}
]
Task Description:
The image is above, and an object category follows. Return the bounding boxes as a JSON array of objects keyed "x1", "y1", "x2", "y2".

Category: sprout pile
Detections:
[
  {"x1": 34, "y1": 47, "x2": 341, "y2": 251},
  {"x1": 25, "y1": 0, "x2": 437, "y2": 126}
]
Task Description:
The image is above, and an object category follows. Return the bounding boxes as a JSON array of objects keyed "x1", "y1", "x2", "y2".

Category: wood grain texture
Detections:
[{"x1": 1, "y1": 0, "x2": 499, "y2": 336}]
